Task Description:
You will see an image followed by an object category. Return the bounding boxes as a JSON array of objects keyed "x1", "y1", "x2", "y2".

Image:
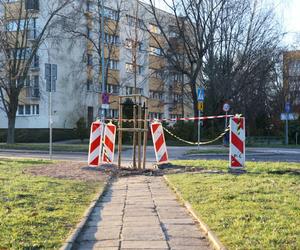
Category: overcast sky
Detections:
[{"x1": 142, "y1": 0, "x2": 300, "y2": 48}]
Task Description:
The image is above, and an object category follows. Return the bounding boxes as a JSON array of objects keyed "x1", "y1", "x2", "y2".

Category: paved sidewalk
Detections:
[{"x1": 73, "y1": 176, "x2": 211, "y2": 250}]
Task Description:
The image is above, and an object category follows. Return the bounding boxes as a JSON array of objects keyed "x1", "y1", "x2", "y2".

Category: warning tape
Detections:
[
  {"x1": 162, "y1": 126, "x2": 230, "y2": 146},
  {"x1": 105, "y1": 114, "x2": 238, "y2": 123}
]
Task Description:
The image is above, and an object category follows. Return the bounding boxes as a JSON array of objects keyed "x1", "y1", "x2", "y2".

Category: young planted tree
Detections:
[{"x1": 0, "y1": 0, "x2": 73, "y2": 143}]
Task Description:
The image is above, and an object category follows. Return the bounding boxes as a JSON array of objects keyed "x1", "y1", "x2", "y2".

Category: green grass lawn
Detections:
[
  {"x1": 0, "y1": 143, "x2": 89, "y2": 152},
  {"x1": 0, "y1": 159, "x2": 105, "y2": 249},
  {"x1": 168, "y1": 160, "x2": 300, "y2": 250}
]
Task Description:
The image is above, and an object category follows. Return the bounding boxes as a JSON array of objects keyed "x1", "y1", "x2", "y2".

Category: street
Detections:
[{"x1": 1, "y1": 146, "x2": 300, "y2": 163}]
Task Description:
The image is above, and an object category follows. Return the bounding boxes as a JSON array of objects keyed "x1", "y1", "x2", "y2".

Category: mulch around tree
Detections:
[
  {"x1": 24, "y1": 162, "x2": 221, "y2": 182},
  {"x1": 24, "y1": 162, "x2": 109, "y2": 182}
]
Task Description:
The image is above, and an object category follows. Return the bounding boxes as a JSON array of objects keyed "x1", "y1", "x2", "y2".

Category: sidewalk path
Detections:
[{"x1": 73, "y1": 176, "x2": 211, "y2": 249}]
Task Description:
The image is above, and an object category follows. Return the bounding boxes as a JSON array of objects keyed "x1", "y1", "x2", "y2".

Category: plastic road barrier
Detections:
[
  {"x1": 102, "y1": 123, "x2": 117, "y2": 164},
  {"x1": 230, "y1": 117, "x2": 245, "y2": 169},
  {"x1": 88, "y1": 121, "x2": 104, "y2": 167},
  {"x1": 150, "y1": 121, "x2": 169, "y2": 164}
]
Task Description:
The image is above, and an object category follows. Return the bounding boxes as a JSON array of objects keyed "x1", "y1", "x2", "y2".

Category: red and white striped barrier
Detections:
[
  {"x1": 150, "y1": 121, "x2": 168, "y2": 164},
  {"x1": 88, "y1": 121, "x2": 104, "y2": 167},
  {"x1": 102, "y1": 123, "x2": 117, "y2": 164},
  {"x1": 230, "y1": 117, "x2": 245, "y2": 169}
]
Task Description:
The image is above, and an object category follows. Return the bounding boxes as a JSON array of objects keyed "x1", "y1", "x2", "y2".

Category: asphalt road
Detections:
[{"x1": 0, "y1": 146, "x2": 300, "y2": 163}]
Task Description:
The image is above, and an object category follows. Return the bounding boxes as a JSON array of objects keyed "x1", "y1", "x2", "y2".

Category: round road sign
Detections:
[{"x1": 223, "y1": 103, "x2": 230, "y2": 112}]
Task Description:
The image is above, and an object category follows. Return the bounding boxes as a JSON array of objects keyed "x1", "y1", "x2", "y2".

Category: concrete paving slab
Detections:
[
  {"x1": 121, "y1": 241, "x2": 169, "y2": 249},
  {"x1": 74, "y1": 176, "x2": 211, "y2": 250}
]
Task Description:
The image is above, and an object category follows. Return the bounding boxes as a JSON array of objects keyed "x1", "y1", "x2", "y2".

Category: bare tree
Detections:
[
  {"x1": 0, "y1": 0, "x2": 73, "y2": 143},
  {"x1": 203, "y1": 0, "x2": 283, "y2": 134},
  {"x1": 143, "y1": 0, "x2": 226, "y2": 119},
  {"x1": 61, "y1": 0, "x2": 124, "y2": 101},
  {"x1": 143, "y1": 0, "x2": 282, "y2": 131}
]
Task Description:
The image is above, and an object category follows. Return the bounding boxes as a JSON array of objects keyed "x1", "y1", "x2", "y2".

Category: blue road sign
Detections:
[
  {"x1": 197, "y1": 88, "x2": 205, "y2": 101},
  {"x1": 285, "y1": 102, "x2": 291, "y2": 113}
]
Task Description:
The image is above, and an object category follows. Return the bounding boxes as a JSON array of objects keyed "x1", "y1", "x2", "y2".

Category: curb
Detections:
[
  {"x1": 163, "y1": 175, "x2": 227, "y2": 250},
  {"x1": 60, "y1": 176, "x2": 114, "y2": 250}
]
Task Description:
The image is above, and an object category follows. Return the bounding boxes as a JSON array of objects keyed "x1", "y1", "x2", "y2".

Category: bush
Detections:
[
  {"x1": 0, "y1": 129, "x2": 77, "y2": 143},
  {"x1": 75, "y1": 117, "x2": 88, "y2": 143}
]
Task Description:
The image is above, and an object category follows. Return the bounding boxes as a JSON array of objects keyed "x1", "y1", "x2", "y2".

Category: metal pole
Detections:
[
  {"x1": 49, "y1": 90, "x2": 53, "y2": 160},
  {"x1": 198, "y1": 110, "x2": 201, "y2": 151},
  {"x1": 225, "y1": 111, "x2": 228, "y2": 129},
  {"x1": 285, "y1": 114, "x2": 289, "y2": 145},
  {"x1": 47, "y1": 50, "x2": 53, "y2": 160},
  {"x1": 101, "y1": 0, "x2": 106, "y2": 121},
  {"x1": 296, "y1": 132, "x2": 298, "y2": 146}
]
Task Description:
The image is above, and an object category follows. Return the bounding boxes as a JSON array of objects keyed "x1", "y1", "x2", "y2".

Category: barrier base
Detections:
[{"x1": 228, "y1": 168, "x2": 247, "y2": 174}]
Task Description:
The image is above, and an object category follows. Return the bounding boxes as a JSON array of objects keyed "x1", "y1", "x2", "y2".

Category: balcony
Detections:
[
  {"x1": 30, "y1": 55, "x2": 40, "y2": 72},
  {"x1": 25, "y1": 86, "x2": 40, "y2": 99}
]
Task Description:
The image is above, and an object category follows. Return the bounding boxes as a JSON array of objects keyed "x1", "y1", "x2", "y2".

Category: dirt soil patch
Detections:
[
  {"x1": 25, "y1": 162, "x2": 109, "y2": 182},
  {"x1": 25, "y1": 162, "x2": 217, "y2": 181}
]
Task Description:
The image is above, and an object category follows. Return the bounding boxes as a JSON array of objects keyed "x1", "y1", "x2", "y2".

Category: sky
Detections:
[
  {"x1": 278, "y1": 0, "x2": 300, "y2": 47},
  {"x1": 143, "y1": 0, "x2": 300, "y2": 48}
]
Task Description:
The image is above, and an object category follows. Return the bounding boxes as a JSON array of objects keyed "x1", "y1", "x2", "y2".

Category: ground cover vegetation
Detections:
[
  {"x1": 168, "y1": 160, "x2": 300, "y2": 249},
  {"x1": 0, "y1": 159, "x2": 105, "y2": 248}
]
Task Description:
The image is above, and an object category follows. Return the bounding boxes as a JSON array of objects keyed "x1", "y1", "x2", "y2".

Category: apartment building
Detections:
[
  {"x1": 0, "y1": 0, "x2": 192, "y2": 131},
  {"x1": 283, "y1": 50, "x2": 300, "y2": 113}
]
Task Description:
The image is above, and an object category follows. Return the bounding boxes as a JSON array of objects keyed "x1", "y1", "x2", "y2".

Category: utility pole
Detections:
[
  {"x1": 45, "y1": 62, "x2": 57, "y2": 160},
  {"x1": 100, "y1": 0, "x2": 106, "y2": 121},
  {"x1": 285, "y1": 102, "x2": 291, "y2": 145}
]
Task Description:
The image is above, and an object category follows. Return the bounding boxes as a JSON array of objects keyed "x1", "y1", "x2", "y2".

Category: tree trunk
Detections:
[{"x1": 7, "y1": 114, "x2": 16, "y2": 144}]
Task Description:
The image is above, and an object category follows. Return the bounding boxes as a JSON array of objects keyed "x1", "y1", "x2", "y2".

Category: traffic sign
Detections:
[
  {"x1": 102, "y1": 93, "x2": 109, "y2": 104},
  {"x1": 223, "y1": 103, "x2": 230, "y2": 112},
  {"x1": 45, "y1": 63, "x2": 51, "y2": 81},
  {"x1": 197, "y1": 88, "x2": 205, "y2": 101},
  {"x1": 281, "y1": 113, "x2": 298, "y2": 121},
  {"x1": 198, "y1": 102, "x2": 204, "y2": 111},
  {"x1": 101, "y1": 104, "x2": 109, "y2": 110},
  {"x1": 51, "y1": 64, "x2": 57, "y2": 81},
  {"x1": 45, "y1": 63, "x2": 57, "y2": 92},
  {"x1": 285, "y1": 102, "x2": 291, "y2": 113}
]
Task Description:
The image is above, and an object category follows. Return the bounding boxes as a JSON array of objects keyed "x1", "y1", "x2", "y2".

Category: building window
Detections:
[
  {"x1": 149, "y1": 24, "x2": 160, "y2": 34},
  {"x1": 107, "y1": 84, "x2": 119, "y2": 94},
  {"x1": 87, "y1": 54, "x2": 93, "y2": 66},
  {"x1": 105, "y1": 59, "x2": 119, "y2": 70},
  {"x1": 150, "y1": 69, "x2": 163, "y2": 79},
  {"x1": 125, "y1": 86, "x2": 142, "y2": 95},
  {"x1": 149, "y1": 112, "x2": 163, "y2": 119},
  {"x1": 150, "y1": 91, "x2": 164, "y2": 100},
  {"x1": 18, "y1": 105, "x2": 24, "y2": 115},
  {"x1": 125, "y1": 39, "x2": 144, "y2": 51},
  {"x1": 125, "y1": 63, "x2": 144, "y2": 74},
  {"x1": 104, "y1": 33, "x2": 119, "y2": 45},
  {"x1": 173, "y1": 93, "x2": 181, "y2": 102},
  {"x1": 17, "y1": 104, "x2": 39, "y2": 116},
  {"x1": 107, "y1": 109, "x2": 119, "y2": 118},
  {"x1": 33, "y1": 75, "x2": 40, "y2": 97},
  {"x1": 25, "y1": 75, "x2": 31, "y2": 87},
  {"x1": 87, "y1": 79, "x2": 93, "y2": 91},
  {"x1": 126, "y1": 15, "x2": 144, "y2": 29},
  {"x1": 25, "y1": 0, "x2": 39, "y2": 11},
  {"x1": 149, "y1": 46, "x2": 163, "y2": 56},
  {"x1": 100, "y1": 7, "x2": 118, "y2": 21},
  {"x1": 87, "y1": 27, "x2": 91, "y2": 38},
  {"x1": 25, "y1": 105, "x2": 31, "y2": 115},
  {"x1": 172, "y1": 72, "x2": 182, "y2": 82}
]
